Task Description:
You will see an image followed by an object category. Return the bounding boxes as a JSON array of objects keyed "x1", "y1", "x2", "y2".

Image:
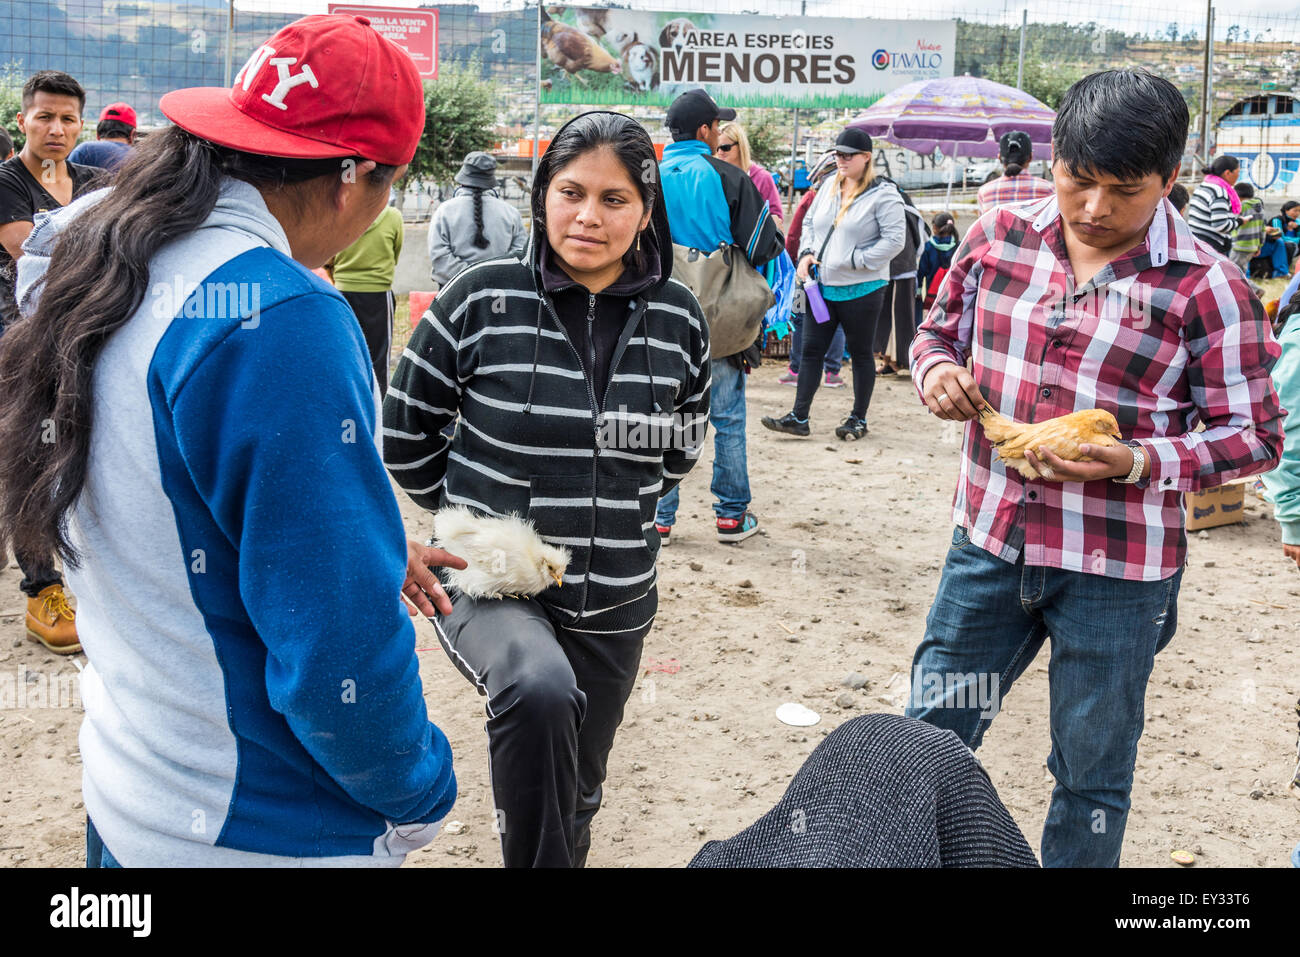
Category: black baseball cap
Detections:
[
  {"x1": 666, "y1": 88, "x2": 735, "y2": 139},
  {"x1": 833, "y1": 128, "x2": 873, "y2": 155},
  {"x1": 999, "y1": 130, "x2": 1033, "y2": 164}
]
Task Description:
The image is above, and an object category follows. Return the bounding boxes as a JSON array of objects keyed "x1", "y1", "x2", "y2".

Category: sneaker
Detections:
[
  {"x1": 760, "y1": 411, "x2": 810, "y2": 436},
  {"x1": 835, "y1": 415, "x2": 868, "y2": 440},
  {"x1": 655, "y1": 523, "x2": 672, "y2": 546},
  {"x1": 25, "y1": 583, "x2": 80, "y2": 655},
  {"x1": 823, "y1": 371, "x2": 845, "y2": 388},
  {"x1": 717, "y1": 512, "x2": 760, "y2": 543},
  {"x1": 778, "y1": 368, "x2": 798, "y2": 386}
]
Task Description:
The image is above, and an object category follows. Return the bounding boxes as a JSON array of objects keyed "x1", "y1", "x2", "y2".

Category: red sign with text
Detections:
[{"x1": 327, "y1": 4, "x2": 438, "y2": 78}]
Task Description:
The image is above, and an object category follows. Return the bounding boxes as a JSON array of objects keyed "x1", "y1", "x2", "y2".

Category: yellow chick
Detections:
[{"x1": 978, "y1": 406, "x2": 1124, "y2": 479}]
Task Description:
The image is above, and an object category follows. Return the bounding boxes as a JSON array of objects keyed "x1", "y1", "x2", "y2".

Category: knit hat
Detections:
[{"x1": 454, "y1": 151, "x2": 498, "y2": 190}]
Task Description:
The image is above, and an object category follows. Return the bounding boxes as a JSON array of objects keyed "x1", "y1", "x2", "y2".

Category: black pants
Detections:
[
  {"x1": 340, "y1": 290, "x2": 395, "y2": 396},
  {"x1": 872, "y1": 277, "x2": 917, "y2": 369},
  {"x1": 793, "y1": 286, "x2": 888, "y2": 421},
  {"x1": 18, "y1": 552, "x2": 61, "y2": 598},
  {"x1": 433, "y1": 593, "x2": 650, "y2": 867}
]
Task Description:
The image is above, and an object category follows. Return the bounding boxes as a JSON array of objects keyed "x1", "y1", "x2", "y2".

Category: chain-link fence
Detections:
[{"x1": 3, "y1": 0, "x2": 1298, "y2": 192}]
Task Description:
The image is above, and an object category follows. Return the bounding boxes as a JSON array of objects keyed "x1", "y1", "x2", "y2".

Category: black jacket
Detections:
[{"x1": 384, "y1": 115, "x2": 712, "y2": 634}]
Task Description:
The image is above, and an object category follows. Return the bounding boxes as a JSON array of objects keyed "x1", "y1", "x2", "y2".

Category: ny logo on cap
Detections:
[{"x1": 235, "y1": 44, "x2": 320, "y2": 111}]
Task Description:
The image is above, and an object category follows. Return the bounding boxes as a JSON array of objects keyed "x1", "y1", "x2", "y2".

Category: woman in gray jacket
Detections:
[
  {"x1": 762, "y1": 128, "x2": 905, "y2": 440},
  {"x1": 427, "y1": 151, "x2": 527, "y2": 286}
]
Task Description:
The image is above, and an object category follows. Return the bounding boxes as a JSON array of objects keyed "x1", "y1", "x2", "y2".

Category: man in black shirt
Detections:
[
  {"x1": 0, "y1": 70, "x2": 95, "y2": 654},
  {"x1": 0, "y1": 71, "x2": 97, "y2": 330}
]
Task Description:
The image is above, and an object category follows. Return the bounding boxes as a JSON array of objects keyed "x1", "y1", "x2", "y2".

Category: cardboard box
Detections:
[{"x1": 1185, "y1": 483, "x2": 1245, "y2": 531}]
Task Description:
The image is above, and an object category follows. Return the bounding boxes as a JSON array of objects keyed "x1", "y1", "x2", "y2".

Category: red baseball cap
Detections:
[
  {"x1": 100, "y1": 102, "x2": 137, "y2": 128},
  {"x1": 159, "y1": 14, "x2": 425, "y2": 166}
]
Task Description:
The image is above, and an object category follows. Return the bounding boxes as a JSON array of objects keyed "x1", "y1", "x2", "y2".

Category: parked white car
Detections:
[{"x1": 963, "y1": 158, "x2": 1051, "y2": 184}]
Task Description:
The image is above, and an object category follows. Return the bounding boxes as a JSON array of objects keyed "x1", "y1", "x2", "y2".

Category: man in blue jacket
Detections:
[{"x1": 655, "y1": 88, "x2": 784, "y2": 544}]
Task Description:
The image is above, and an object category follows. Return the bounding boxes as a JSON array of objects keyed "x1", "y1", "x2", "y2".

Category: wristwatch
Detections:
[{"x1": 1114, "y1": 441, "x2": 1145, "y2": 485}]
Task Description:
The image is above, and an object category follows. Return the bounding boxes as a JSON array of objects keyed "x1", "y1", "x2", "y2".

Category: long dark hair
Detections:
[
  {"x1": 470, "y1": 187, "x2": 489, "y2": 248},
  {"x1": 0, "y1": 125, "x2": 394, "y2": 563},
  {"x1": 530, "y1": 111, "x2": 660, "y2": 276}
]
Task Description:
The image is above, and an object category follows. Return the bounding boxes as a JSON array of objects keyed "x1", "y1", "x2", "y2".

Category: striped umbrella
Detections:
[{"x1": 849, "y1": 76, "x2": 1056, "y2": 160}]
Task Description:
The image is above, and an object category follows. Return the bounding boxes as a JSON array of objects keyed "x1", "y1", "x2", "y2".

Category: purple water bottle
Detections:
[{"x1": 804, "y1": 271, "x2": 832, "y2": 325}]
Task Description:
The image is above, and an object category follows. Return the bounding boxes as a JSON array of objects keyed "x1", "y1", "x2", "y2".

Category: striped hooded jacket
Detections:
[{"x1": 384, "y1": 133, "x2": 711, "y2": 635}]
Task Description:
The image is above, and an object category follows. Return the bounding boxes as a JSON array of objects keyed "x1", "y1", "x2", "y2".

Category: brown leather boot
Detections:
[{"x1": 25, "y1": 583, "x2": 80, "y2": 655}]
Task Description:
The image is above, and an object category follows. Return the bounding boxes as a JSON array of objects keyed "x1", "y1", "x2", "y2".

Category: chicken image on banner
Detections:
[
  {"x1": 977, "y1": 406, "x2": 1123, "y2": 480},
  {"x1": 431, "y1": 506, "x2": 571, "y2": 599},
  {"x1": 541, "y1": 8, "x2": 621, "y2": 84}
]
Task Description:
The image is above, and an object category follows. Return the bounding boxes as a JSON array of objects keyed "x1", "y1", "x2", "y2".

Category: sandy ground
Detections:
[{"x1": 2, "y1": 356, "x2": 1298, "y2": 868}]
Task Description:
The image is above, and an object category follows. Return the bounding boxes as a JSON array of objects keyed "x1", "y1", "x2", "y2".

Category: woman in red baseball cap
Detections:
[{"x1": 0, "y1": 15, "x2": 464, "y2": 867}]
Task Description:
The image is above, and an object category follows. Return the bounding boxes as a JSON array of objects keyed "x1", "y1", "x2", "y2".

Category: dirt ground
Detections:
[{"x1": 2, "y1": 360, "x2": 1297, "y2": 869}]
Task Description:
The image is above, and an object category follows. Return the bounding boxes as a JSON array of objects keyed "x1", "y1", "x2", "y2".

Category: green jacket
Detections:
[
  {"x1": 1232, "y1": 196, "x2": 1264, "y2": 255},
  {"x1": 333, "y1": 206, "x2": 404, "y2": 292},
  {"x1": 1262, "y1": 313, "x2": 1300, "y2": 545}
]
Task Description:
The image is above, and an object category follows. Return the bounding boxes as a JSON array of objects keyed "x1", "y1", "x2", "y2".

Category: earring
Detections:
[{"x1": 637, "y1": 232, "x2": 641, "y2": 252}]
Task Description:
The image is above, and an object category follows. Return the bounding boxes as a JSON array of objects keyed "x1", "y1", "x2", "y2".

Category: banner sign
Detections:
[
  {"x1": 328, "y1": 4, "x2": 438, "y2": 78},
  {"x1": 539, "y1": 9, "x2": 954, "y2": 107}
]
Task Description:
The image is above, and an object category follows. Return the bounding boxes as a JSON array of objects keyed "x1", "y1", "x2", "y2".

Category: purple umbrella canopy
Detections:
[{"x1": 850, "y1": 76, "x2": 1056, "y2": 159}]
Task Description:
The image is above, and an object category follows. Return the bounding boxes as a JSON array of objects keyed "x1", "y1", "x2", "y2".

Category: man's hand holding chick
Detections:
[
  {"x1": 403, "y1": 539, "x2": 468, "y2": 617},
  {"x1": 921, "y1": 361, "x2": 986, "y2": 421},
  {"x1": 1024, "y1": 444, "x2": 1146, "y2": 483}
]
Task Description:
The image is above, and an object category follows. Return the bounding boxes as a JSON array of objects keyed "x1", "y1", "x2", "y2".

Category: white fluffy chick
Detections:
[{"x1": 431, "y1": 506, "x2": 571, "y2": 600}]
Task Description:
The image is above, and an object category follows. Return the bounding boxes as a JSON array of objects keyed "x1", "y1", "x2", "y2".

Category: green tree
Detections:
[
  {"x1": 408, "y1": 57, "x2": 500, "y2": 188},
  {"x1": 984, "y1": 45, "x2": 1082, "y2": 111},
  {"x1": 737, "y1": 108, "x2": 785, "y2": 170},
  {"x1": 1, "y1": 62, "x2": 25, "y2": 154}
]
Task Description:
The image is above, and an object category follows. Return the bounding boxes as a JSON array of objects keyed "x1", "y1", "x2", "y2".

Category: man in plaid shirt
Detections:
[
  {"x1": 976, "y1": 130, "x2": 1055, "y2": 215},
  {"x1": 905, "y1": 70, "x2": 1284, "y2": 867}
]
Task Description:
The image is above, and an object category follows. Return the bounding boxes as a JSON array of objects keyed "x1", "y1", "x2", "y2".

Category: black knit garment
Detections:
[{"x1": 689, "y1": 714, "x2": 1040, "y2": 868}]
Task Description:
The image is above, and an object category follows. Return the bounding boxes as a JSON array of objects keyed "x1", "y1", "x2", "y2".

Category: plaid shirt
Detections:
[
  {"x1": 976, "y1": 172, "x2": 1056, "y2": 215},
  {"x1": 912, "y1": 195, "x2": 1284, "y2": 581}
]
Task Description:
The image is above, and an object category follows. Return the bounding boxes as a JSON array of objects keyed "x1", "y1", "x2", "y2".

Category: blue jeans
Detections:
[
  {"x1": 86, "y1": 816, "x2": 122, "y2": 868},
  {"x1": 1254, "y1": 238, "x2": 1291, "y2": 279},
  {"x1": 656, "y1": 359, "x2": 750, "y2": 524},
  {"x1": 788, "y1": 312, "x2": 844, "y2": 375},
  {"x1": 905, "y1": 527, "x2": 1182, "y2": 868}
]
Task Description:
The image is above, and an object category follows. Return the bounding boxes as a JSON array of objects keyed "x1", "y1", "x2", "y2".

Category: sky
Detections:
[{"x1": 231, "y1": 0, "x2": 1300, "y2": 20}]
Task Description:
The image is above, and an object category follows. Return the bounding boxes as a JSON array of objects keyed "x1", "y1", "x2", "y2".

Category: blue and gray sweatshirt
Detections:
[{"x1": 17, "y1": 179, "x2": 456, "y2": 866}]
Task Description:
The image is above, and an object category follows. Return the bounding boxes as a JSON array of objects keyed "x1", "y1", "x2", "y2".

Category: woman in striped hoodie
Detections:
[
  {"x1": 383, "y1": 111, "x2": 711, "y2": 867},
  {"x1": 1186, "y1": 155, "x2": 1241, "y2": 256}
]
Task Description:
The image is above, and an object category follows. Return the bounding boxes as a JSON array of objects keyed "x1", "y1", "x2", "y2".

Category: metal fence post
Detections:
[
  {"x1": 224, "y1": 0, "x2": 234, "y2": 89},
  {"x1": 1017, "y1": 9, "x2": 1027, "y2": 90}
]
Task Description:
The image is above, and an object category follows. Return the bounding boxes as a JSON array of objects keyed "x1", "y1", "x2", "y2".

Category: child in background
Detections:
[
  {"x1": 1168, "y1": 183, "x2": 1189, "y2": 217},
  {"x1": 1231, "y1": 183, "x2": 1266, "y2": 295},
  {"x1": 1231, "y1": 183, "x2": 1263, "y2": 272},
  {"x1": 915, "y1": 211, "x2": 959, "y2": 329}
]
